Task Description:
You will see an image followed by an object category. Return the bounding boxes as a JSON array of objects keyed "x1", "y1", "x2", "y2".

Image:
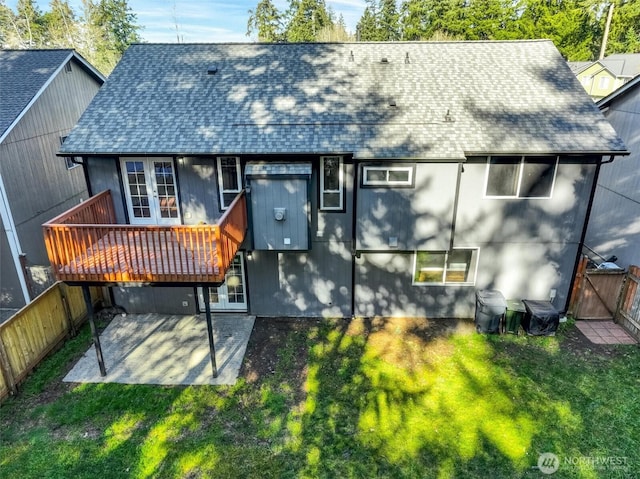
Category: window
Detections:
[
  {"x1": 598, "y1": 76, "x2": 610, "y2": 89},
  {"x1": 362, "y1": 165, "x2": 414, "y2": 186},
  {"x1": 485, "y1": 156, "x2": 557, "y2": 199},
  {"x1": 217, "y1": 156, "x2": 242, "y2": 210},
  {"x1": 60, "y1": 136, "x2": 80, "y2": 170},
  {"x1": 413, "y1": 249, "x2": 479, "y2": 285},
  {"x1": 320, "y1": 156, "x2": 343, "y2": 210}
]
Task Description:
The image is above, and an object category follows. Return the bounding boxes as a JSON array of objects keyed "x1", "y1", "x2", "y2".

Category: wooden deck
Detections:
[{"x1": 43, "y1": 190, "x2": 247, "y2": 285}]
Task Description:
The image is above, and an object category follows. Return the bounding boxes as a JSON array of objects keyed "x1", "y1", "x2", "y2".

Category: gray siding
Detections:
[
  {"x1": 113, "y1": 286, "x2": 197, "y2": 315},
  {"x1": 87, "y1": 157, "x2": 127, "y2": 223},
  {"x1": 246, "y1": 240, "x2": 352, "y2": 317},
  {"x1": 586, "y1": 89, "x2": 640, "y2": 268},
  {"x1": 356, "y1": 162, "x2": 458, "y2": 250},
  {"x1": 177, "y1": 157, "x2": 222, "y2": 224},
  {"x1": 354, "y1": 242, "x2": 578, "y2": 318},
  {"x1": 249, "y1": 177, "x2": 309, "y2": 250},
  {"x1": 311, "y1": 162, "x2": 354, "y2": 243},
  {"x1": 0, "y1": 217, "x2": 25, "y2": 309},
  {"x1": 0, "y1": 58, "x2": 100, "y2": 268}
]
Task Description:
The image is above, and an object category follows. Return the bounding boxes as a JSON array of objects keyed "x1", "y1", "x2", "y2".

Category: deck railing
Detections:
[{"x1": 43, "y1": 190, "x2": 247, "y2": 284}]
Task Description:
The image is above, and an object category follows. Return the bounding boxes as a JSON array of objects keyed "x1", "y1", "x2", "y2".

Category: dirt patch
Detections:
[{"x1": 240, "y1": 317, "x2": 319, "y2": 383}]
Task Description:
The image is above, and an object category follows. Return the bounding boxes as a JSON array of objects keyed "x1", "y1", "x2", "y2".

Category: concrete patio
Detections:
[{"x1": 64, "y1": 313, "x2": 255, "y2": 386}]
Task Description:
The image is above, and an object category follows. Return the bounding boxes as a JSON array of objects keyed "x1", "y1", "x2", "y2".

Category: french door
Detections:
[
  {"x1": 199, "y1": 253, "x2": 247, "y2": 311},
  {"x1": 121, "y1": 157, "x2": 181, "y2": 225}
]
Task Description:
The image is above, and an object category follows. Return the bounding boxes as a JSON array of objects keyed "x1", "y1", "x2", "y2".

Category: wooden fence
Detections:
[
  {"x1": 569, "y1": 257, "x2": 640, "y2": 341},
  {"x1": 0, "y1": 282, "x2": 104, "y2": 401},
  {"x1": 617, "y1": 266, "x2": 640, "y2": 340}
]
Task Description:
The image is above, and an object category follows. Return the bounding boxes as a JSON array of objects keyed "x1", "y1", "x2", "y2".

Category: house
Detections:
[
  {"x1": 0, "y1": 49, "x2": 104, "y2": 312},
  {"x1": 585, "y1": 75, "x2": 640, "y2": 269},
  {"x1": 569, "y1": 53, "x2": 640, "y2": 101},
  {"x1": 49, "y1": 41, "x2": 627, "y2": 321}
]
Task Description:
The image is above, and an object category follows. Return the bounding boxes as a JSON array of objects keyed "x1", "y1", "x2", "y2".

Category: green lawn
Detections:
[{"x1": 1, "y1": 317, "x2": 638, "y2": 478}]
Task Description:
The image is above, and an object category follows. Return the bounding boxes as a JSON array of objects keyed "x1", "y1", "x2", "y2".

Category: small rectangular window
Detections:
[
  {"x1": 413, "y1": 249, "x2": 479, "y2": 285},
  {"x1": 362, "y1": 165, "x2": 414, "y2": 186},
  {"x1": 320, "y1": 156, "x2": 343, "y2": 210},
  {"x1": 217, "y1": 156, "x2": 242, "y2": 210},
  {"x1": 485, "y1": 156, "x2": 557, "y2": 199},
  {"x1": 598, "y1": 76, "x2": 610, "y2": 89}
]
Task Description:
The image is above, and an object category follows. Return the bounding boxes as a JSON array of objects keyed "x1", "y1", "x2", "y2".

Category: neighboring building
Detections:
[
  {"x1": 48, "y1": 41, "x2": 627, "y2": 319},
  {"x1": 585, "y1": 75, "x2": 640, "y2": 269},
  {"x1": 0, "y1": 50, "x2": 104, "y2": 310},
  {"x1": 570, "y1": 53, "x2": 640, "y2": 101}
]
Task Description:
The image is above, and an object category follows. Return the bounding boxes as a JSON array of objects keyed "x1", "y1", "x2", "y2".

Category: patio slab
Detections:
[
  {"x1": 64, "y1": 313, "x2": 255, "y2": 386},
  {"x1": 575, "y1": 320, "x2": 637, "y2": 345}
]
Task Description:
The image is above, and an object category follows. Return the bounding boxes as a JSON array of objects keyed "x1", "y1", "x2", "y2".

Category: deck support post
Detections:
[
  {"x1": 83, "y1": 285, "x2": 106, "y2": 377},
  {"x1": 202, "y1": 286, "x2": 218, "y2": 378}
]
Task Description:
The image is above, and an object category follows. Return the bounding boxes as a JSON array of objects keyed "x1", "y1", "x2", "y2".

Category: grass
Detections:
[{"x1": 1, "y1": 317, "x2": 639, "y2": 478}]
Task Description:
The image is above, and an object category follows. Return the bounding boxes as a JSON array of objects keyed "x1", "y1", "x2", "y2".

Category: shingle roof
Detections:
[
  {"x1": 601, "y1": 53, "x2": 640, "y2": 78},
  {"x1": 61, "y1": 41, "x2": 627, "y2": 159},
  {"x1": 0, "y1": 49, "x2": 74, "y2": 139}
]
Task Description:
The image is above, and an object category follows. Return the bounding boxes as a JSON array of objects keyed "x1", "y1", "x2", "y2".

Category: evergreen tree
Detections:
[
  {"x1": 379, "y1": 0, "x2": 400, "y2": 40},
  {"x1": 356, "y1": 4, "x2": 379, "y2": 41},
  {"x1": 81, "y1": 0, "x2": 141, "y2": 73},
  {"x1": 285, "y1": 0, "x2": 332, "y2": 42},
  {"x1": 247, "y1": 0, "x2": 283, "y2": 42},
  {"x1": 605, "y1": 0, "x2": 640, "y2": 54},
  {"x1": 43, "y1": 0, "x2": 78, "y2": 47},
  {"x1": 13, "y1": 0, "x2": 45, "y2": 47}
]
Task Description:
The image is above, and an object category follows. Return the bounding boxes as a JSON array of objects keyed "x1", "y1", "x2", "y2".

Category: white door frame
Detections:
[
  {"x1": 120, "y1": 157, "x2": 181, "y2": 225},
  {"x1": 198, "y1": 253, "x2": 247, "y2": 311}
]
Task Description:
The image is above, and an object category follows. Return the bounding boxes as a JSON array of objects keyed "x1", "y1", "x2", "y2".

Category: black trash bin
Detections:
[
  {"x1": 521, "y1": 300, "x2": 559, "y2": 336},
  {"x1": 505, "y1": 300, "x2": 526, "y2": 334},
  {"x1": 475, "y1": 290, "x2": 506, "y2": 334}
]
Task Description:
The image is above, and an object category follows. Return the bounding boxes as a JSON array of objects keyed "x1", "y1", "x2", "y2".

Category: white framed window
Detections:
[
  {"x1": 413, "y1": 249, "x2": 479, "y2": 285},
  {"x1": 60, "y1": 136, "x2": 80, "y2": 170},
  {"x1": 362, "y1": 165, "x2": 414, "y2": 186},
  {"x1": 216, "y1": 156, "x2": 242, "y2": 210},
  {"x1": 598, "y1": 76, "x2": 610, "y2": 89},
  {"x1": 320, "y1": 156, "x2": 343, "y2": 210},
  {"x1": 484, "y1": 156, "x2": 558, "y2": 199}
]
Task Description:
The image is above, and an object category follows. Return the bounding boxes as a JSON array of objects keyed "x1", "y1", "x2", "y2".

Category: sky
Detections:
[{"x1": 8, "y1": 0, "x2": 366, "y2": 42}]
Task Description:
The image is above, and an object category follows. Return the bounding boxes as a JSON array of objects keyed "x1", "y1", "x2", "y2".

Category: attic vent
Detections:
[
  {"x1": 64, "y1": 62, "x2": 72, "y2": 73},
  {"x1": 389, "y1": 100, "x2": 397, "y2": 108},
  {"x1": 207, "y1": 65, "x2": 218, "y2": 75},
  {"x1": 349, "y1": 51, "x2": 354, "y2": 62},
  {"x1": 380, "y1": 57, "x2": 389, "y2": 64},
  {"x1": 405, "y1": 52, "x2": 410, "y2": 64}
]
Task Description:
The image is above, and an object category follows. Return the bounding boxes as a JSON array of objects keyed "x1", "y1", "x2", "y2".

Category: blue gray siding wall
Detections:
[
  {"x1": 85, "y1": 154, "x2": 595, "y2": 318},
  {"x1": 244, "y1": 161, "x2": 354, "y2": 316},
  {"x1": 178, "y1": 157, "x2": 222, "y2": 224},
  {"x1": 586, "y1": 89, "x2": 640, "y2": 268},
  {"x1": 249, "y1": 177, "x2": 309, "y2": 251},
  {"x1": 87, "y1": 157, "x2": 127, "y2": 223},
  {"x1": 356, "y1": 162, "x2": 458, "y2": 250}
]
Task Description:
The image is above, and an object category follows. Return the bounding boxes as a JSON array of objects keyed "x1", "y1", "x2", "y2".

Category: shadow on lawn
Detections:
[{"x1": 2, "y1": 318, "x2": 638, "y2": 479}]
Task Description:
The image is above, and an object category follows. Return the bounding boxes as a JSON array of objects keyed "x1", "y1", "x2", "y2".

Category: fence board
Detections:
[
  {"x1": 574, "y1": 270, "x2": 626, "y2": 320},
  {"x1": 0, "y1": 282, "x2": 103, "y2": 401}
]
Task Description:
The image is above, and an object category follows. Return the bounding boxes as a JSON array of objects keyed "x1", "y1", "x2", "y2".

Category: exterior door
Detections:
[
  {"x1": 199, "y1": 253, "x2": 247, "y2": 311},
  {"x1": 121, "y1": 157, "x2": 180, "y2": 225}
]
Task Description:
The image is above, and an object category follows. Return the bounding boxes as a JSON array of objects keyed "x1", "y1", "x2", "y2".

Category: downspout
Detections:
[
  {"x1": 449, "y1": 162, "x2": 464, "y2": 251},
  {"x1": 350, "y1": 158, "x2": 359, "y2": 318},
  {"x1": 72, "y1": 157, "x2": 93, "y2": 196},
  {"x1": 565, "y1": 155, "x2": 613, "y2": 312}
]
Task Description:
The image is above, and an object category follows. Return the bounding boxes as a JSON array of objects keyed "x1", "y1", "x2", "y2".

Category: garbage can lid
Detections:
[
  {"x1": 476, "y1": 290, "x2": 506, "y2": 307},
  {"x1": 506, "y1": 299, "x2": 526, "y2": 312}
]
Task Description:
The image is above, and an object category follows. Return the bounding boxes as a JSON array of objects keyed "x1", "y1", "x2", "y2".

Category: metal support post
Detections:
[
  {"x1": 202, "y1": 286, "x2": 218, "y2": 378},
  {"x1": 83, "y1": 285, "x2": 106, "y2": 376}
]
